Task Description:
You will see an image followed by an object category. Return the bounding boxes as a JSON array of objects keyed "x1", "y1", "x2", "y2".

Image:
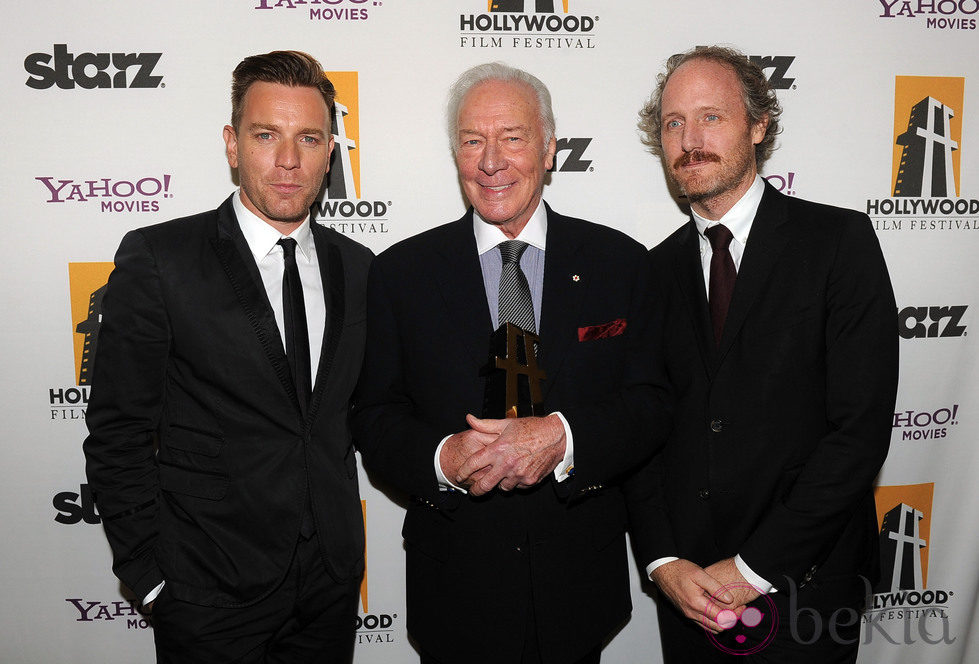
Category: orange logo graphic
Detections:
[
  {"x1": 69, "y1": 262, "x2": 114, "y2": 385},
  {"x1": 892, "y1": 77, "x2": 964, "y2": 197}
]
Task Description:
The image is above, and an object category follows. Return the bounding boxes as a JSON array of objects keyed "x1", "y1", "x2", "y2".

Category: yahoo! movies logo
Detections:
[
  {"x1": 66, "y1": 597, "x2": 150, "y2": 631},
  {"x1": 868, "y1": 483, "x2": 955, "y2": 642},
  {"x1": 36, "y1": 175, "x2": 173, "y2": 214},
  {"x1": 25, "y1": 45, "x2": 163, "y2": 89},
  {"x1": 764, "y1": 171, "x2": 799, "y2": 197},
  {"x1": 313, "y1": 72, "x2": 390, "y2": 235},
  {"x1": 893, "y1": 404, "x2": 961, "y2": 442},
  {"x1": 878, "y1": 0, "x2": 978, "y2": 30},
  {"x1": 460, "y1": 1, "x2": 598, "y2": 50},
  {"x1": 253, "y1": 0, "x2": 385, "y2": 23},
  {"x1": 869, "y1": 77, "x2": 979, "y2": 232}
]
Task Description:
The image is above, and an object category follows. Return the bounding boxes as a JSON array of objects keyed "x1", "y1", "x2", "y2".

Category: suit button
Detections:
[
  {"x1": 710, "y1": 419, "x2": 723, "y2": 432},
  {"x1": 698, "y1": 489, "x2": 711, "y2": 500}
]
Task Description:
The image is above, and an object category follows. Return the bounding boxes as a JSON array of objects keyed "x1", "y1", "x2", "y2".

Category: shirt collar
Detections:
[
  {"x1": 691, "y1": 174, "x2": 765, "y2": 247},
  {"x1": 473, "y1": 199, "x2": 548, "y2": 255},
  {"x1": 233, "y1": 189, "x2": 314, "y2": 262}
]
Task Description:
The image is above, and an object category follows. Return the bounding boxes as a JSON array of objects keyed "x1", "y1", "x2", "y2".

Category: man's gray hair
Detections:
[{"x1": 446, "y1": 62, "x2": 556, "y2": 153}]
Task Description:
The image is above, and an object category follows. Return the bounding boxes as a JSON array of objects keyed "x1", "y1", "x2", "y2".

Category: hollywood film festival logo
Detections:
[
  {"x1": 50, "y1": 262, "x2": 114, "y2": 423},
  {"x1": 51, "y1": 264, "x2": 114, "y2": 527},
  {"x1": 878, "y1": 0, "x2": 978, "y2": 30},
  {"x1": 315, "y1": 72, "x2": 391, "y2": 235},
  {"x1": 459, "y1": 1, "x2": 598, "y2": 50},
  {"x1": 867, "y1": 483, "x2": 956, "y2": 645},
  {"x1": 357, "y1": 500, "x2": 400, "y2": 646},
  {"x1": 869, "y1": 76, "x2": 979, "y2": 232},
  {"x1": 694, "y1": 482, "x2": 958, "y2": 654},
  {"x1": 252, "y1": 0, "x2": 386, "y2": 22}
]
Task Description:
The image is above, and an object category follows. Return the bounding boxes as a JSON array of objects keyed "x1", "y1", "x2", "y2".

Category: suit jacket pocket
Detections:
[
  {"x1": 160, "y1": 426, "x2": 227, "y2": 478},
  {"x1": 165, "y1": 424, "x2": 224, "y2": 457},
  {"x1": 402, "y1": 504, "x2": 450, "y2": 562}
]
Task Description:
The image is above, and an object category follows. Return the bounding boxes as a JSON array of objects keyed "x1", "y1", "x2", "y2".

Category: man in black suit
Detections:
[
  {"x1": 627, "y1": 46, "x2": 899, "y2": 662},
  {"x1": 353, "y1": 63, "x2": 669, "y2": 664},
  {"x1": 83, "y1": 51, "x2": 372, "y2": 663}
]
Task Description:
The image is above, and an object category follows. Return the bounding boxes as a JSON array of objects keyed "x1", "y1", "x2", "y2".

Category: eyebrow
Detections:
[{"x1": 248, "y1": 122, "x2": 327, "y2": 137}]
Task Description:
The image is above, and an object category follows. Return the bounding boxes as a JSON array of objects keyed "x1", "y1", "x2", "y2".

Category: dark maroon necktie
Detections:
[{"x1": 704, "y1": 224, "x2": 736, "y2": 345}]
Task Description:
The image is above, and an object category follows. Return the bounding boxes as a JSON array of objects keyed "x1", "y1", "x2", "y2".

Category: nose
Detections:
[
  {"x1": 276, "y1": 140, "x2": 300, "y2": 170},
  {"x1": 680, "y1": 122, "x2": 703, "y2": 153},
  {"x1": 479, "y1": 140, "x2": 507, "y2": 175}
]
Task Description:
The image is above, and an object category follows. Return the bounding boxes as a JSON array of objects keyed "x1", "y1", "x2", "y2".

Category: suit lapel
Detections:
[
  {"x1": 673, "y1": 220, "x2": 715, "y2": 376},
  {"x1": 210, "y1": 195, "x2": 299, "y2": 411},
  {"x1": 538, "y1": 207, "x2": 587, "y2": 398},
  {"x1": 432, "y1": 213, "x2": 494, "y2": 368},
  {"x1": 716, "y1": 182, "x2": 791, "y2": 362},
  {"x1": 307, "y1": 224, "x2": 345, "y2": 423}
]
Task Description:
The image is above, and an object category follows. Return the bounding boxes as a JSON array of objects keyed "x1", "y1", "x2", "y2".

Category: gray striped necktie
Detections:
[{"x1": 498, "y1": 240, "x2": 536, "y2": 333}]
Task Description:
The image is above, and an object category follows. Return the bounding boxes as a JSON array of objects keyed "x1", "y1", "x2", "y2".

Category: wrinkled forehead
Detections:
[
  {"x1": 459, "y1": 79, "x2": 540, "y2": 121},
  {"x1": 662, "y1": 58, "x2": 746, "y2": 115}
]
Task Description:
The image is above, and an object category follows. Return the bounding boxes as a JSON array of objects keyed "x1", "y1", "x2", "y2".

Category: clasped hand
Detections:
[
  {"x1": 439, "y1": 413, "x2": 567, "y2": 496},
  {"x1": 651, "y1": 558, "x2": 762, "y2": 634}
]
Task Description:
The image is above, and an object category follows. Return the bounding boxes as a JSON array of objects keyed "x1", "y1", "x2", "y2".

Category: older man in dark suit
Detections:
[
  {"x1": 353, "y1": 63, "x2": 669, "y2": 664},
  {"x1": 627, "y1": 45, "x2": 899, "y2": 663},
  {"x1": 84, "y1": 51, "x2": 371, "y2": 663}
]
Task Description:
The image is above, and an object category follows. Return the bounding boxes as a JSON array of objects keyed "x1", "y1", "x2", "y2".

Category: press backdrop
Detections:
[{"x1": 2, "y1": 1, "x2": 977, "y2": 662}]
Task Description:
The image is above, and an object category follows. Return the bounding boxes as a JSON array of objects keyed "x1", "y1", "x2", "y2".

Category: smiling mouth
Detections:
[{"x1": 481, "y1": 183, "x2": 514, "y2": 192}]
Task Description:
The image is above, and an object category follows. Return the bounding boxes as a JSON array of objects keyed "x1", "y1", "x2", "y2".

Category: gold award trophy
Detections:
[{"x1": 481, "y1": 322, "x2": 546, "y2": 418}]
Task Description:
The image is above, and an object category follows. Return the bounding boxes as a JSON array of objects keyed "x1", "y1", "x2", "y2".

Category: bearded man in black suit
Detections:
[{"x1": 627, "y1": 45, "x2": 899, "y2": 663}]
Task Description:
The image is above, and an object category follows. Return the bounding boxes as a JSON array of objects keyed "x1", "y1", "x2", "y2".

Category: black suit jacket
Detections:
[
  {"x1": 627, "y1": 183, "x2": 898, "y2": 609},
  {"x1": 84, "y1": 195, "x2": 372, "y2": 607},
  {"x1": 352, "y1": 205, "x2": 669, "y2": 663}
]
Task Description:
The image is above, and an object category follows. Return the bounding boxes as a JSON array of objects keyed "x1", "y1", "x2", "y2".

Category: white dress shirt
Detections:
[{"x1": 645, "y1": 175, "x2": 776, "y2": 595}]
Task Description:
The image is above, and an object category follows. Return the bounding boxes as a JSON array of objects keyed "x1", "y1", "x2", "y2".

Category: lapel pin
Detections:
[{"x1": 572, "y1": 274, "x2": 580, "y2": 282}]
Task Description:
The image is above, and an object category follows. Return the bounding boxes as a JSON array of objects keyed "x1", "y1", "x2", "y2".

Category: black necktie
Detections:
[
  {"x1": 704, "y1": 224, "x2": 736, "y2": 345},
  {"x1": 278, "y1": 238, "x2": 312, "y2": 409},
  {"x1": 498, "y1": 240, "x2": 536, "y2": 333}
]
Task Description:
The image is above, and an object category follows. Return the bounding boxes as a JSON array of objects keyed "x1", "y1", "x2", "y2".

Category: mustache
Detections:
[{"x1": 673, "y1": 151, "x2": 722, "y2": 169}]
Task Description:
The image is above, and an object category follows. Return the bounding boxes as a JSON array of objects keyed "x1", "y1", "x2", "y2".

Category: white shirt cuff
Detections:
[
  {"x1": 434, "y1": 435, "x2": 467, "y2": 493},
  {"x1": 143, "y1": 581, "x2": 164, "y2": 607},
  {"x1": 645, "y1": 556, "x2": 679, "y2": 580},
  {"x1": 551, "y1": 411, "x2": 574, "y2": 482},
  {"x1": 735, "y1": 554, "x2": 776, "y2": 594}
]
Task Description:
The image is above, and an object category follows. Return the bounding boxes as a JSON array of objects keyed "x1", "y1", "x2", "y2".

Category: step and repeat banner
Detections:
[{"x1": 2, "y1": 1, "x2": 977, "y2": 662}]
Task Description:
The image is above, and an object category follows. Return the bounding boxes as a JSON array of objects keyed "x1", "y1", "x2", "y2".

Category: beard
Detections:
[{"x1": 670, "y1": 141, "x2": 756, "y2": 204}]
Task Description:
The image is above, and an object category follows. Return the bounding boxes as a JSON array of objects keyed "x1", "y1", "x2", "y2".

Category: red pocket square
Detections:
[{"x1": 578, "y1": 318, "x2": 627, "y2": 342}]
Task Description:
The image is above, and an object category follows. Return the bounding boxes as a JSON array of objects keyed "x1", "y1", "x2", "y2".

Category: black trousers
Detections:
[{"x1": 151, "y1": 535, "x2": 361, "y2": 664}]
